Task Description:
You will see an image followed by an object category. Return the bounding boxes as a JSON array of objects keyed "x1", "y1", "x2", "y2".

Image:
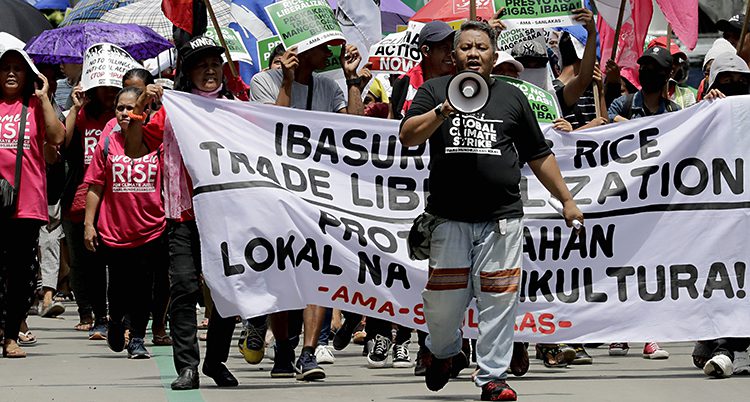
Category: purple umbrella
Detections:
[{"x1": 24, "y1": 22, "x2": 173, "y2": 65}]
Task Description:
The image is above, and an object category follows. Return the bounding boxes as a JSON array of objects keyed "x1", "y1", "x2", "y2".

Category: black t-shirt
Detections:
[{"x1": 402, "y1": 76, "x2": 552, "y2": 222}]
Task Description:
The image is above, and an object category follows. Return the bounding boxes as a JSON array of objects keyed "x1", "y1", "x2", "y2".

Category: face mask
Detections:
[
  {"x1": 714, "y1": 82, "x2": 750, "y2": 97},
  {"x1": 639, "y1": 70, "x2": 669, "y2": 93},
  {"x1": 519, "y1": 67, "x2": 553, "y2": 91},
  {"x1": 673, "y1": 65, "x2": 689, "y2": 84}
]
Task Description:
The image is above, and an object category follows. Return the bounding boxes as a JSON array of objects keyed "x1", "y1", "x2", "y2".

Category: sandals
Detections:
[
  {"x1": 198, "y1": 318, "x2": 209, "y2": 330},
  {"x1": 3, "y1": 341, "x2": 27, "y2": 358},
  {"x1": 74, "y1": 321, "x2": 93, "y2": 331},
  {"x1": 18, "y1": 331, "x2": 37, "y2": 346},
  {"x1": 152, "y1": 334, "x2": 173, "y2": 346}
]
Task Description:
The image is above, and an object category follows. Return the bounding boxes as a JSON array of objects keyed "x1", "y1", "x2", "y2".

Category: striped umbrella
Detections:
[
  {"x1": 59, "y1": 0, "x2": 136, "y2": 26},
  {"x1": 101, "y1": 0, "x2": 234, "y2": 39}
]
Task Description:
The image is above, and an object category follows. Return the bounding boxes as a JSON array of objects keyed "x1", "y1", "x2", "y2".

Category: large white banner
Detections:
[{"x1": 163, "y1": 91, "x2": 750, "y2": 343}]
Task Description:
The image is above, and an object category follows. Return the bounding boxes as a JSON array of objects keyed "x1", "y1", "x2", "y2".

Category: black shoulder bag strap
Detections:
[
  {"x1": 306, "y1": 76, "x2": 314, "y2": 111},
  {"x1": 13, "y1": 98, "x2": 29, "y2": 191}
]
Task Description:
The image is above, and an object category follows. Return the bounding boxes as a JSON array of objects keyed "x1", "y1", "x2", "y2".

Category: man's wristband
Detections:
[
  {"x1": 346, "y1": 77, "x2": 362, "y2": 87},
  {"x1": 434, "y1": 104, "x2": 449, "y2": 120}
]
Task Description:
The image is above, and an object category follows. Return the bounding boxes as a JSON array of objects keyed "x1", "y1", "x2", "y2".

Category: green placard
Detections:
[
  {"x1": 494, "y1": 0, "x2": 583, "y2": 29},
  {"x1": 494, "y1": 76, "x2": 560, "y2": 123},
  {"x1": 205, "y1": 27, "x2": 253, "y2": 65},
  {"x1": 257, "y1": 36, "x2": 285, "y2": 71},
  {"x1": 316, "y1": 46, "x2": 341, "y2": 73},
  {"x1": 265, "y1": 0, "x2": 345, "y2": 53}
]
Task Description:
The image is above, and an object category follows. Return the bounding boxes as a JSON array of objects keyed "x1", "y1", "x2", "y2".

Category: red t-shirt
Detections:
[
  {"x1": 84, "y1": 127, "x2": 166, "y2": 248},
  {"x1": 0, "y1": 97, "x2": 49, "y2": 222},
  {"x1": 67, "y1": 108, "x2": 115, "y2": 221}
]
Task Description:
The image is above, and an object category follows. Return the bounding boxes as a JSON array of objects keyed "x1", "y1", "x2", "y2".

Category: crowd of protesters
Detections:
[{"x1": 2, "y1": 7, "x2": 750, "y2": 402}]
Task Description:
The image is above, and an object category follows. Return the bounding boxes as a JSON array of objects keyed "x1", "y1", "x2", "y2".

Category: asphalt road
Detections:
[{"x1": 1, "y1": 303, "x2": 748, "y2": 402}]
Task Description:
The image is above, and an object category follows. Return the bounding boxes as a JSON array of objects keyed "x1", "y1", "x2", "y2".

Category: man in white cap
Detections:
[{"x1": 492, "y1": 51, "x2": 523, "y2": 78}]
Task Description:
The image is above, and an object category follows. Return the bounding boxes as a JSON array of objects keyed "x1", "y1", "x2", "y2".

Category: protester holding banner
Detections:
[
  {"x1": 645, "y1": 37, "x2": 696, "y2": 109},
  {"x1": 698, "y1": 39, "x2": 737, "y2": 100},
  {"x1": 400, "y1": 21, "x2": 583, "y2": 401},
  {"x1": 122, "y1": 36, "x2": 241, "y2": 390},
  {"x1": 61, "y1": 64, "x2": 120, "y2": 341},
  {"x1": 391, "y1": 21, "x2": 456, "y2": 120},
  {"x1": 703, "y1": 51, "x2": 750, "y2": 100},
  {"x1": 248, "y1": 38, "x2": 371, "y2": 379},
  {"x1": 0, "y1": 47, "x2": 65, "y2": 358},
  {"x1": 608, "y1": 46, "x2": 681, "y2": 123}
]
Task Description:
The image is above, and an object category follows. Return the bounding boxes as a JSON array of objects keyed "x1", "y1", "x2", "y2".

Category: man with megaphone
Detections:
[{"x1": 399, "y1": 21, "x2": 583, "y2": 402}]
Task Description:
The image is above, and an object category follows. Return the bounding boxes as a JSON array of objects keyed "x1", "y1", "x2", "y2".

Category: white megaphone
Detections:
[{"x1": 446, "y1": 70, "x2": 490, "y2": 114}]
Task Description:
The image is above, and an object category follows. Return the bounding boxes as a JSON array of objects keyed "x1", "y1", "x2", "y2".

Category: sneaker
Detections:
[
  {"x1": 414, "y1": 348, "x2": 427, "y2": 376},
  {"x1": 270, "y1": 344, "x2": 296, "y2": 378},
  {"x1": 642, "y1": 342, "x2": 669, "y2": 359},
  {"x1": 608, "y1": 343, "x2": 629, "y2": 356},
  {"x1": 89, "y1": 319, "x2": 108, "y2": 340},
  {"x1": 571, "y1": 345, "x2": 593, "y2": 365},
  {"x1": 107, "y1": 320, "x2": 126, "y2": 353},
  {"x1": 424, "y1": 351, "x2": 452, "y2": 392},
  {"x1": 127, "y1": 338, "x2": 151, "y2": 359},
  {"x1": 295, "y1": 349, "x2": 326, "y2": 381},
  {"x1": 367, "y1": 334, "x2": 392, "y2": 368},
  {"x1": 238, "y1": 323, "x2": 266, "y2": 365},
  {"x1": 393, "y1": 341, "x2": 414, "y2": 368},
  {"x1": 733, "y1": 350, "x2": 750, "y2": 375},
  {"x1": 315, "y1": 345, "x2": 335, "y2": 364},
  {"x1": 332, "y1": 316, "x2": 359, "y2": 351},
  {"x1": 704, "y1": 354, "x2": 733, "y2": 378},
  {"x1": 481, "y1": 379, "x2": 517, "y2": 401}
]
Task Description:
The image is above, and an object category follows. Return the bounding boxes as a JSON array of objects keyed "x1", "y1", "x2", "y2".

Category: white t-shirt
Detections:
[{"x1": 249, "y1": 69, "x2": 347, "y2": 113}]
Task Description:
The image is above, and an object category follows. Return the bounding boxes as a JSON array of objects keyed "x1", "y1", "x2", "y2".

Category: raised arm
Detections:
[
  {"x1": 340, "y1": 44, "x2": 366, "y2": 115},
  {"x1": 124, "y1": 84, "x2": 162, "y2": 158},
  {"x1": 35, "y1": 74, "x2": 64, "y2": 146},
  {"x1": 560, "y1": 8, "x2": 597, "y2": 108}
]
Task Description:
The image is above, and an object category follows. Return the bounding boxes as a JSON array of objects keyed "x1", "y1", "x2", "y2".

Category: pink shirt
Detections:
[
  {"x1": 0, "y1": 97, "x2": 48, "y2": 222},
  {"x1": 84, "y1": 127, "x2": 166, "y2": 248},
  {"x1": 67, "y1": 108, "x2": 114, "y2": 222}
]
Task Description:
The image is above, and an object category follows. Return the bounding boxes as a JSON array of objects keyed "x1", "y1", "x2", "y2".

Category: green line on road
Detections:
[{"x1": 147, "y1": 325, "x2": 205, "y2": 402}]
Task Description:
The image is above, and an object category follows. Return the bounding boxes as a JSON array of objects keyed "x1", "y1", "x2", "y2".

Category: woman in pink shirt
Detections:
[
  {"x1": 0, "y1": 48, "x2": 65, "y2": 358},
  {"x1": 83, "y1": 86, "x2": 166, "y2": 359}
]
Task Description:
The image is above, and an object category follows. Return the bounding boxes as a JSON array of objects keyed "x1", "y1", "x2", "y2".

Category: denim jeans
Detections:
[{"x1": 423, "y1": 218, "x2": 522, "y2": 386}]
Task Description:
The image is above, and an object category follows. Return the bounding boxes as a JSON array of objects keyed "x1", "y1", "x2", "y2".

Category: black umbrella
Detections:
[{"x1": 0, "y1": 0, "x2": 54, "y2": 43}]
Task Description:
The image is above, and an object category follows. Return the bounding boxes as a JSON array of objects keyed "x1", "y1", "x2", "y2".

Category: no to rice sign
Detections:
[{"x1": 265, "y1": 0, "x2": 345, "y2": 53}]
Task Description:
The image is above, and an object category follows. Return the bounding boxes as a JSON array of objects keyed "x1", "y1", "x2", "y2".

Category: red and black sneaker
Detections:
[
  {"x1": 481, "y1": 380, "x2": 517, "y2": 401},
  {"x1": 424, "y1": 351, "x2": 452, "y2": 392}
]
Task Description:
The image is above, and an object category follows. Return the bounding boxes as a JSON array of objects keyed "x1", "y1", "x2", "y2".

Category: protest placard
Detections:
[
  {"x1": 266, "y1": 0, "x2": 345, "y2": 53},
  {"x1": 495, "y1": 75, "x2": 560, "y2": 123},
  {"x1": 368, "y1": 21, "x2": 423, "y2": 74},
  {"x1": 81, "y1": 43, "x2": 140, "y2": 91},
  {"x1": 495, "y1": 0, "x2": 584, "y2": 29},
  {"x1": 256, "y1": 35, "x2": 284, "y2": 71},
  {"x1": 164, "y1": 91, "x2": 750, "y2": 343},
  {"x1": 206, "y1": 27, "x2": 254, "y2": 65},
  {"x1": 497, "y1": 28, "x2": 546, "y2": 52}
]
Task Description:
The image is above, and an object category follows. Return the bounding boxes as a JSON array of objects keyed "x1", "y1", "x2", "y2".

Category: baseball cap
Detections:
[
  {"x1": 647, "y1": 36, "x2": 687, "y2": 61},
  {"x1": 716, "y1": 14, "x2": 744, "y2": 33},
  {"x1": 179, "y1": 36, "x2": 225, "y2": 67},
  {"x1": 709, "y1": 51, "x2": 750, "y2": 89},
  {"x1": 417, "y1": 21, "x2": 455, "y2": 50},
  {"x1": 494, "y1": 51, "x2": 524, "y2": 72},
  {"x1": 511, "y1": 40, "x2": 548, "y2": 62},
  {"x1": 637, "y1": 46, "x2": 673, "y2": 69}
]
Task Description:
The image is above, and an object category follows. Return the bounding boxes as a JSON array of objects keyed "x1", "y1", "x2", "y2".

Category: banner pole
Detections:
[
  {"x1": 737, "y1": 1, "x2": 750, "y2": 53},
  {"x1": 470, "y1": 0, "x2": 476, "y2": 20},
  {"x1": 611, "y1": 0, "x2": 628, "y2": 60},
  {"x1": 203, "y1": 0, "x2": 238, "y2": 78}
]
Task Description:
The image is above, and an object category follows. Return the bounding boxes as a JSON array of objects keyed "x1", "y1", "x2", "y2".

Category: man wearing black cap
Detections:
[
  {"x1": 717, "y1": 13, "x2": 750, "y2": 63},
  {"x1": 608, "y1": 46, "x2": 681, "y2": 122},
  {"x1": 391, "y1": 20, "x2": 456, "y2": 120}
]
